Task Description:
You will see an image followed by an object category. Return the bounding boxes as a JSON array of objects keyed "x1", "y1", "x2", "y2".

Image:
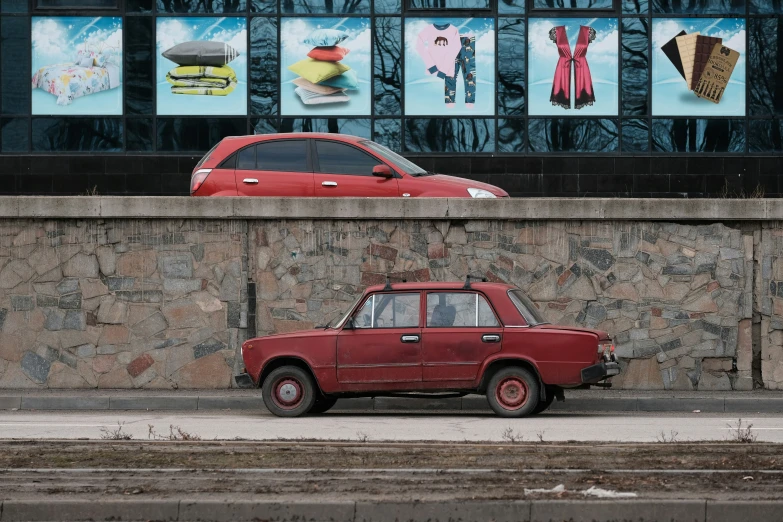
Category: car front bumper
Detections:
[
  {"x1": 234, "y1": 372, "x2": 255, "y2": 388},
  {"x1": 581, "y1": 361, "x2": 621, "y2": 384}
]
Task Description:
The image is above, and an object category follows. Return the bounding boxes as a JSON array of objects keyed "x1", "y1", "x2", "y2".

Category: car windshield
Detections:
[
  {"x1": 327, "y1": 294, "x2": 364, "y2": 329},
  {"x1": 360, "y1": 140, "x2": 429, "y2": 176},
  {"x1": 508, "y1": 289, "x2": 548, "y2": 326}
]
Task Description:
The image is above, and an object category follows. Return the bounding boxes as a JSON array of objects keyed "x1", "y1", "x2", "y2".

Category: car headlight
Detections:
[{"x1": 467, "y1": 188, "x2": 497, "y2": 199}]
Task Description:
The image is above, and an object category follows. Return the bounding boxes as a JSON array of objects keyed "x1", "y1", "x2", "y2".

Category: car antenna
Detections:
[
  {"x1": 463, "y1": 274, "x2": 488, "y2": 289},
  {"x1": 383, "y1": 276, "x2": 393, "y2": 291}
]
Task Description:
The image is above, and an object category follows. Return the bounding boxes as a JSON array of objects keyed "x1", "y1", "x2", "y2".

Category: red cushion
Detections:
[{"x1": 307, "y1": 46, "x2": 350, "y2": 62}]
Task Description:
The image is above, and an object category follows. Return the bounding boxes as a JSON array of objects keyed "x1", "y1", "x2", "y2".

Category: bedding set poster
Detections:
[
  {"x1": 652, "y1": 18, "x2": 745, "y2": 116},
  {"x1": 280, "y1": 18, "x2": 371, "y2": 116},
  {"x1": 31, "y1": 17, "x2": 123, "y2": 115},
  {"x1": 404, "y1": 18, "x2": 495, "y2": 116},
  {"x1": 156, "y1": 17, "x2": 247, "y2": 116}
]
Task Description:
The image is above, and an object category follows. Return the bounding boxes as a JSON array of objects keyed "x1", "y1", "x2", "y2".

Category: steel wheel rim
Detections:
[
  {"x1": 272, "y1": 377, "x2": 304, "y2": 410},
  {"x1": 495, "y1": 377, "x2": 528, "y2": 410}
]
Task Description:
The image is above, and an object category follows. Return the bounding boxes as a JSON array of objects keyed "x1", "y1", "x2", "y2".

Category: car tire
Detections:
[
  {"x1": 309, "y1": 395, "x2": 338, "y2": 414},
  {"x1": 531, "y1": 387, "x2": 555, "y2": 415},
  {"x1": 486, "y1": 366, "x2": 540, "y2": 418},
  {"x1": 262, "y1": 366, "x2": 317, "y2": 418}
]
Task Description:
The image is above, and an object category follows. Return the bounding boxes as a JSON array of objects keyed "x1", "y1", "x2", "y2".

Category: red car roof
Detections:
[
  {"x1": 224, "y1": 132, "x2": 366, "y2": 143},
  {"x1": 364, "y1": 281, "x2": 516, "y2": 293}
]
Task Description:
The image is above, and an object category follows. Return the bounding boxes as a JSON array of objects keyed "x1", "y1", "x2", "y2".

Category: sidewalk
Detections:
[{"x1": 3, "y1": 389, "x2": 783, "y2": 413}]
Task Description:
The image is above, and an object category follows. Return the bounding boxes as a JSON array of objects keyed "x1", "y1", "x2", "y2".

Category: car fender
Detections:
[
  {"x1": 256, "y1": 354, "x2": 333, "y2": 392},
  {"x1": 475, "y1": 353, "x2": 545, "y2": 391}
]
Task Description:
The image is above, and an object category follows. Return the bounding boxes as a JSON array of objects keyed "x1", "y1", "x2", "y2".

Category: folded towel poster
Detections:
[
  {"x1": 31, "y1": 17, "x2": 123, "y2": 115},
  {"x1": 281, "y1": 17, "x2": 371, "y2": 116},
  {"x1": 527, "y1": 17, "x2": 618, "y2": 116},
  {"x1": 404, "y1": 18, "x2": 495, "y2": 116},
  {"x1": 156, "y1": 17, "x2": 247, "y2": 116},
  {"x1": 651, "y1": 18, "x2": 745, "y2": 116}
]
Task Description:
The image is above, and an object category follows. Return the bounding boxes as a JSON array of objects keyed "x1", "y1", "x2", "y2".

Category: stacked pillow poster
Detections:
[
  {"x1": 156, "y1": 17, "x2": 247, "y2": 116},
  {"x1": 281, "y1": 18, "x2": 371, "y2": 116},
  {"x1": 31, "y1": 16, "x2": 123, "y2": 115}
]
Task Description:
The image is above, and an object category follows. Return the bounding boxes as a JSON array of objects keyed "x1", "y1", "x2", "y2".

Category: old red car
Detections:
[{"x1": 236, "y1": 279, "x2": 619, "y2": 418}]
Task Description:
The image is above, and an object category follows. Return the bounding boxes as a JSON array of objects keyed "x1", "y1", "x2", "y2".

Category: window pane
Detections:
[
  {"x1": 409, "y1": 0, "x2": 489, "y2": 7},
  {"x1": 498, "y1": 18, "x2": 525, "y2": 116},
  {"x1": 651, "y1": 119, "x2": 746, "y2": 153},
  {"x1": 257, "y1": 140, "x2": 308, "y2": 171},
  {"x1": 251, "y1": 17, "x2": 278, "y2": 115},
  {"x1": 622, "y1": 119, "x2": 649, "y2": 152},
  {"x1": 622, "y1": 18, "x2": 648, "y2": 116},
  {"x1": 426, "y1": 292, "x2": 497, "y2": 327},
  {"x1": 237, "y1": 146, "x2": 256, "y2": 169},
  {"x1": 315, "y1": 140, "x2": 380, "y2": 176},
  {"x1": 404, "y1": 119, "x2": 495, "y2": 153},
  {"x1": 528, "y1": 119, "x2": 618, "y2": 152},
  {"x1": 376, "y1": 294, "x2": 420, "y2": 328},
  {"x1": 532, "y1": 0, "x2": 612, "y2": 7},
  {"x1": 157, "y1": 0, "x2": 246, "y2": 13},
  {"x1": 374, "y1": 17, "x2": 402, "y2": 116},
  {"x1": 652, "y1": 0, "x2": 744, "y2": 14},
  {"x1": 36, "y1": 0, "x2": 118, "y2": 6},
  {"x1": 749, "y1": 18, "x2": 783, "y2": 116},
  {"x1": 478, "y1": 296, "x2": 499, "y2": 327}
]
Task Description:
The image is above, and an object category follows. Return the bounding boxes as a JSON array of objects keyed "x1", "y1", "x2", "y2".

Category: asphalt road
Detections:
[{"x1": 0, "y1": 410, "x2": 780, "y2": 442}]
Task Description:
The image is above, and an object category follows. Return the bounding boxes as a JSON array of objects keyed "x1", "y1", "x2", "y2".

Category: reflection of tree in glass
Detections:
[
  {"x1": 409, "y1": 0, "x2": 488, "y2": 7},
  {"x1": 250, "y1": 18, "x2": 278, "y2": 115},
  {"x1": 374, "y1": 18, "x2": 401, "y2": 116},
  {"x1": 158, "y1": 0, "x2": 242, "y2": 12},
  {"x1": 622, "y1": 18, "x2": 648, "y2": 116},
  {"x1": 531, "y1": 0, "x2": 612, "y2": 7},
  {"x1": 405, "y1": 119, "x2": 493, "y2": 153},
  {"x1": 749, "y1": 18, "x2": 783, "y2": 119},
  {"x1": 652, "y1": 119, "x2": 744, "y2": 153},
  {"x1": 499, "y1": 18, "x2": 525, "y2": 116},
  {"x1": 528, "y1": 119, "x2": 618, "y2": 152},
  {"x1": 281, "y1": 0, "x2": 366, "y2": 13},
  {"x1": 652, "y1": 0, "x2": 741, "y2": 15}
]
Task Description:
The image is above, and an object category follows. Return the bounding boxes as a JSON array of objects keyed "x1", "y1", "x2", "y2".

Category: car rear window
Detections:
[
  {"x1": 235, "y1": 141, "x2": 309, "y2": 172},
  {"x1": 426, "y1": 292, "x2": 499, "y2": 327},
  {"x1": 195, "y1": 141, "x2": 221, "y2": 169}
]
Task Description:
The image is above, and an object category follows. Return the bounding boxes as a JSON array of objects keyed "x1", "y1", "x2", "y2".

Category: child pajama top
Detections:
[{"x1": 416, "y1": 24, "x2": 477, "y2": 105}]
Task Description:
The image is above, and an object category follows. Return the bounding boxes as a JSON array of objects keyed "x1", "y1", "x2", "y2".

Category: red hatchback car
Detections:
[
  {"x1": 190, "y1": 133, "x2": 508, "y2": 198},
  {"x1": 236, "y1": 279, "x2": 620, "y2": 418}
]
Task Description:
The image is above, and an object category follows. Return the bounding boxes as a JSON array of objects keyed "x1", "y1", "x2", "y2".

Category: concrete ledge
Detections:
[
  {"x1": 1, "y1": 499, "x2": 780, "y2": 522},
  {"x1": 20, "y1": 397, "x2": 109, "y2": 410},
  {"x1": 637, "y1": 398, "x2": 724, "y2": 412},
  {"x1": 197, "y1": 397, "x2": 263, "y2": 410},
  {"x1": 724, "y1": 398, "x2": 783, "y2": 413},
  {"x1": 373, "y1": 397, "x2": 463, "y2": 411},
  {"x1": 109, "y1": 396, "x2": 199, "y2": 410},
  {"x1": 550, "y1": 398, "x2": 637, "y2": 412},
  {"x1": 1, "y1": 196, "x2": 782, "y2": 221},
  {"x1": 0, "y1": 396, "x2": 21, "y2": 410}
]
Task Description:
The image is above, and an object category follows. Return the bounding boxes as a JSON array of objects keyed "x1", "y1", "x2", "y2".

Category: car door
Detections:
[
  {"x1": 337, "y1": 292, "x2": 422, "y2": 385},
  {"x1": 234, "y1": 139, "x2": 314, "y2": 196},
  {"x1": 312, "y1": 140, "x2": 400, "y2": 197},
  {"x1": 421, "y1": 291, "x2": 503, "y2": 382}
]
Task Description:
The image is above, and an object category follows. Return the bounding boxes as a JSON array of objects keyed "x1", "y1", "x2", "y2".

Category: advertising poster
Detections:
[
  {"x1": 156, "y1": 17, "x2": 247, "y2": 116},
  {"x1": 652, "y1": 18, "x2": 745, "y2": 116},
  {"x1": 404, "y1": 18, "x2": 495, "y2": 116},
  {"x1": 281, "y1": 18, "x2": 371, "y2": 116},
  {"x1": 31, "y1": 17, "x2": 123, "y2": 115},
  {"x1": 527, "y1": 17, "x2": 618, "y2": 116}
]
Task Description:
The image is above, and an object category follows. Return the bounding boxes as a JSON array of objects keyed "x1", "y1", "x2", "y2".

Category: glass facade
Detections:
[{"x1": 0, "y1": 0, "x2": 779, "y2": 157}]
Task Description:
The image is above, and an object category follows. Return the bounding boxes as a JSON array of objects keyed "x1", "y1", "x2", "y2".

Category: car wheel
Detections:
[
  {"x1": 262, "y1": 366, "x2": 317, "y2": 418},
  {"x1": 486, "y1": 367, "x2": 540, "y2": 418},
  {"x1": 309, "y1": 395, "x2": 338, "y2": 414}
]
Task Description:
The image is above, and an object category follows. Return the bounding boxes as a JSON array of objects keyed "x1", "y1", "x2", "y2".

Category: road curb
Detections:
[
  {"x1": 2, "y1": 394, "x2": 783, "y2": 413},
  {"x1": 0, "y1": 499, "x2": 782, "y2": 521}
]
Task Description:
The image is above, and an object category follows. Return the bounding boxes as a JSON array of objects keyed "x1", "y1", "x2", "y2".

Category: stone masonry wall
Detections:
[
  {"x1": 0, "y1": 216, "x2": 768, "y2": 390},
  {"x1": 0, "y1": 219, "x2": 248, "y2": 389}
]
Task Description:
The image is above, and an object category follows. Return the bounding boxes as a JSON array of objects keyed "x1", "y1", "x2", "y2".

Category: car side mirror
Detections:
[{"x1": 372, "y1": 165, "x2": 393, "y2": 179}]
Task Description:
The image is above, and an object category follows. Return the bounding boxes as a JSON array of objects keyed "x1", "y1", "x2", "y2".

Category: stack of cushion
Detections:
[
  {"x1": 163, "y1": 41, "x2": 240, "y2": 96},
  {"x1": 287, "y1": 29, "x2": 359, "y2": 105}
]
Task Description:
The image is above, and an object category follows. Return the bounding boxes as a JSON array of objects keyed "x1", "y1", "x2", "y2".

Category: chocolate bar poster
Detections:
[
  {"x1": 281, "y1": 18, "x2": 371, "y2": 116},
  {"x1": 652, "y1": 18, "x2": 745, "y2": 116},
  {"x1": 156, "y1": 17, "x2": 247, "y2": 116},
  {"x1": 527, "y1": 18, "x2": 618, "y2": 116},
  {"x1": 404, "y1": 18, "x2": 495, "y2": 116}
]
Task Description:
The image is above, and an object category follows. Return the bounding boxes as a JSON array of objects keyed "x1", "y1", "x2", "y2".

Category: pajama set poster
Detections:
[
  {"x1": 155, "y1": 17, "x2": 247, "y2": 116},
  {"x1": 528, "y1": 18, "x2": 618, "y2": 116},
  {"x1": 405, "y1": 18, "x2": 495, "y2": 117}
]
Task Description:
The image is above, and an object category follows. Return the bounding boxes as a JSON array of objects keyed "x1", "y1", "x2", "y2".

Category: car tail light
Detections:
[
  {"x1": 598, "y1": 342, "x2": 614, "y2": 362},
  {"x1": 190, "y1": 168, "x2": 212, "y2": 194}
]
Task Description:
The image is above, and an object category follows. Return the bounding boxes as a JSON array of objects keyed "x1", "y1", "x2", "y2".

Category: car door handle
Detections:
[
  {"x1": 322, "y1": 181, "x2": 338, "y2": 187},
  {"x1": 401, "y1": 335, "x2": 420, "y2": 343},
  {"x1": 243, "y1": 178, "x2": 259, "y2": 184},
  {"x1": 482, "y1": 334, "x2": 501, "y2": 343}
]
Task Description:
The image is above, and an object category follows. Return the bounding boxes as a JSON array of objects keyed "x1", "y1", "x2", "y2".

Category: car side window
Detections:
[
  {"x1": 257, "y1": 140, "x2": 308, "y2": 172},
  {"x1": 427, "y1": 292, "x2": 499, "y2": 328},
  {"x1": 353, "y1": 293, "x2": 420, "y2": 329},
  {"x1": 236, "y1": 146, "x2": 256, "y2": 170},
  {"x1": 315, "y1": 141, "x2": 381, "y2": 176}
]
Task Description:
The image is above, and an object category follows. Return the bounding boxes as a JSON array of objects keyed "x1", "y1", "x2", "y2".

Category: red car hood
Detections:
[
  {"x1": 532, "y1": 324, "x2": 610, "y2": 341},
  {"x1": 249, "y1": 328, "x2": 336, "y2": 343},
  {"x1": 414, "y1": 174, "x2": 508, "y2": 197}
]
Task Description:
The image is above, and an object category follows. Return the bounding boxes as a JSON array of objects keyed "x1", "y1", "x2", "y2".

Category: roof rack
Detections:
[
  {"x1": 463, "y1": 274, "x2": 488, "y2": 289},
  {"x1": 383, "y1": 275, "x2": 408, "y2": 291}
]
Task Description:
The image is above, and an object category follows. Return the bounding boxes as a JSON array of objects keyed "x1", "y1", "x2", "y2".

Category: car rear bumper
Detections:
[
  {"x1": 581, "y1": 361, "x2": 621, "y2": 384},
  {"x1": 234, "y1": 372, "x2": 255, "y2": 388}
]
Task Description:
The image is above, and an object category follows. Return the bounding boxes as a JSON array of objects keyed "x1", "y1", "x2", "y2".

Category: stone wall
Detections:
[
  {"x1": 0, "y1": 213, "x2": 774, "y2": 391},
  {"x1": 0, "y1": 219, "x2": 248, "y2": 389}
]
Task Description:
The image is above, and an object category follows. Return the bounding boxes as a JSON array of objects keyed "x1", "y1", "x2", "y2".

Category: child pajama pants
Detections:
[{"x1": 442, "y1": 36, "x2": 476, "y2": 104}]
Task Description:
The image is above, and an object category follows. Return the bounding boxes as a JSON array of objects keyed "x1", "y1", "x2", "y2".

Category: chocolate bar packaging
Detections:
[
  {"x1": 661, "y1": 30, "x2": 687, "y2": 80},
  {"x1": 694, "y1": 44, "x2": 740, "y2": 104},
  {"x1": 691, "y1": 35, "x2": 722, "y2": 90}
]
